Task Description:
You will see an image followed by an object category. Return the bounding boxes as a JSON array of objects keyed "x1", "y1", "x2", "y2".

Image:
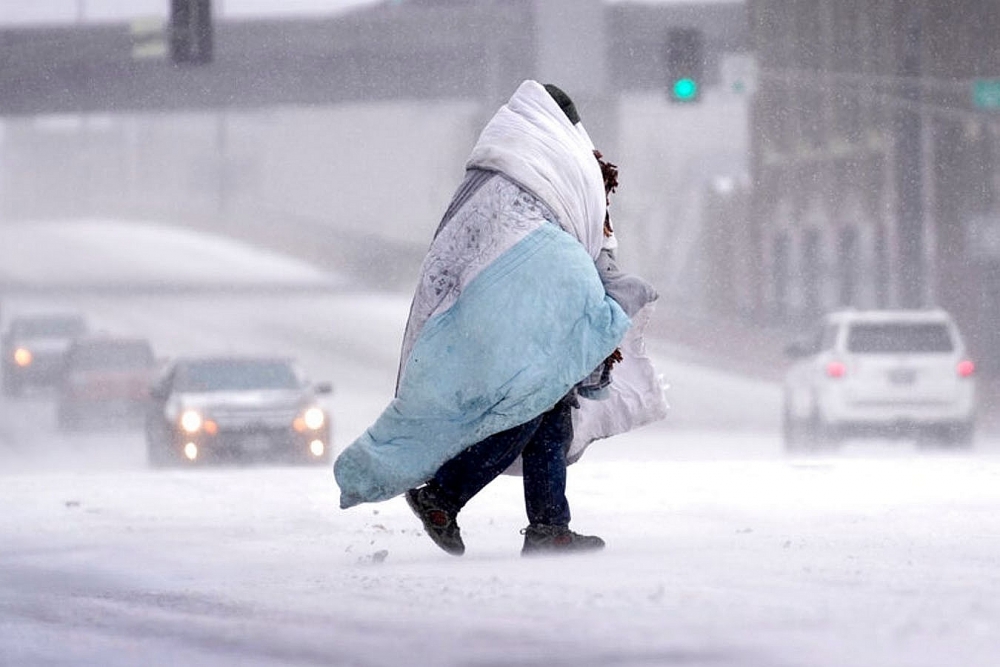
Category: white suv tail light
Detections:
[{"x1": 825, "y1": 360, "x2": 847, "y2": 378}]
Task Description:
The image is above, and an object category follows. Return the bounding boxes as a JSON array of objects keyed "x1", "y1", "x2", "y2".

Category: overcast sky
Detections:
[{"x1": 0, "y1": 0, "x2": 738, "y2": 26}]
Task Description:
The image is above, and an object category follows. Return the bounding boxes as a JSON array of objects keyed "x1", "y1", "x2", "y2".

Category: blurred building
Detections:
[{"x1": 746, "y1": 0, "x2": 1000, "y2": 369}]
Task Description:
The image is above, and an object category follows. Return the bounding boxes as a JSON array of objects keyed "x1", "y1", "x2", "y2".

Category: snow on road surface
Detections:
[
  {"x1": 2, "y1": 220, "x2": 1000, "y2": 667},
  {"x1": 3, "y1": 452, "x2": 1000, "y2": 667}
]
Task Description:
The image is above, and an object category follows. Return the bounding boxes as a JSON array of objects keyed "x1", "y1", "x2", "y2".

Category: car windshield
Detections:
[
  {"x1": 69, "y1": 341, "x2": 154, "y2": 371},
  {"x1": 176, "y1": 359, "x2": 301, "y2": 392},
  {"x1": 846, "y1": 322, "x2": 954, "y2": 354},
  {"x1": 13, "y1": 317, "x2": 86, "y2": 338}
]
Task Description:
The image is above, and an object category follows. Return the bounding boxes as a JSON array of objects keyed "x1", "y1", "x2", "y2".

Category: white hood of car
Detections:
[
  {"x1": 177, "y1": 389, "x2": 309, "y2": 411},
  {"x1": 13, "y1": 337, "x2": 75, "y2": 354}
]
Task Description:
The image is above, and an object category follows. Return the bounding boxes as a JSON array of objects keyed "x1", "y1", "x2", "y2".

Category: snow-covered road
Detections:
[
  {"x1": 2, "y1": 220, "x2": 999, "y2": 667},
  {"x1": 4, "y1": 450, "x2": 1000, "y2": 667}
]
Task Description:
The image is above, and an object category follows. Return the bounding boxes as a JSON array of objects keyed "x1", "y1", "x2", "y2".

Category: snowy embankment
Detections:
[{"x1": 0, "y1": 218, "x2": 342, "y2": 291}]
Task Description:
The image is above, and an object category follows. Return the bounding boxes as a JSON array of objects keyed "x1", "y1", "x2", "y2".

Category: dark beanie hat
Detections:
[{"x1": 543, "y1": 83, "x2": 580, "y2": 125}]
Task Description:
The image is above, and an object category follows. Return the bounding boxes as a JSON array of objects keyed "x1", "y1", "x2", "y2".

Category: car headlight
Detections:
[
  {"x1": 302, "y1": 406, "x2": 325, "y2": 430},
  {"x1": 13, "y1": 347, "x2": 32, "y2": 367},
  {"x1": 180, "y1": 409, "x2": 203, "y2": 433},
  {"x1": 309, "y1": 439, "x2": 325, "y2": 457}
]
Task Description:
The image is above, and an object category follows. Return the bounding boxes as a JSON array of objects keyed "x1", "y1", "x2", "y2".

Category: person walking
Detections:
[{"x1": 334, "y1": 80, "x2": 666, "y2": 556}]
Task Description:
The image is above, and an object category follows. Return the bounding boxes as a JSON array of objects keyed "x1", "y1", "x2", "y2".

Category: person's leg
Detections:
[
  {"x1": 521, "y1": 399, "x2": 572, "y2": 527},
  {"x1": 519, "y1": 397, "x2": 606, "y2": 555},
  {"x1": 429, "y1": 413, "x2": 543, "y2": 512},
  {"x1": 406, "y1": 414, "x2": 543, "y2": 556}
]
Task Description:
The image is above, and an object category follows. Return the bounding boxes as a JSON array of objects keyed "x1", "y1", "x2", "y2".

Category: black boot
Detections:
[
  {"x1": 405, "y1": 486, "x2": 465, "y2": 556},
  {"x1": 520, "y1": 523, "x2": 605, "y2": 556}
]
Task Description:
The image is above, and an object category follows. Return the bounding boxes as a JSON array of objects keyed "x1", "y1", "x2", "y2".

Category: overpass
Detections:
[{"x1": 0, "y1": 0, "x2": 748, "y2": 116}]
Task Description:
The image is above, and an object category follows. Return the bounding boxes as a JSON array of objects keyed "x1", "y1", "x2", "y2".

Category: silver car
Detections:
[{"x1": 145, "y1": 355, "x2": 333, "y2": 467}]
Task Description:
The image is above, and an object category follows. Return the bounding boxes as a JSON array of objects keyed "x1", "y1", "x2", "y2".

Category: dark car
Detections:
[
  {"x1": 57, "y1": 336, "x2": 158, "y2": 431},
  {"x1": 1, "y1": 313, "x2": 88, "y2": 396},
  {"x1": 144, "y1": 355, "x2": 333, "y2": 467}
]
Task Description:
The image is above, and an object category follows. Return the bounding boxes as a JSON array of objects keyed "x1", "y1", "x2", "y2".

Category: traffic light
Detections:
[
  {"x1": 665, "y1": 27, "x2": 704, "y2": 103},
  {"x1": 170, "y1": 0, "x2": 213, "y2": 65}
]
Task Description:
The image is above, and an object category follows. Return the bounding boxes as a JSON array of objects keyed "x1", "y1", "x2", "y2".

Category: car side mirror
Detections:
[{"x1": 314, "y1": 381, "x2": 333, "y2": 395}]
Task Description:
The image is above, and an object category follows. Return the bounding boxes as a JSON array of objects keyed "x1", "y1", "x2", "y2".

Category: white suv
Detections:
[{"x1": 782, "y1": 309, "x2": 976, "y2": 449}]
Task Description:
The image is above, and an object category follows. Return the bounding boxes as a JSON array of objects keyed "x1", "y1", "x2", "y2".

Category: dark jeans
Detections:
[{"x1": 429, "y1": 398, "x2": 573, "y2": 527}]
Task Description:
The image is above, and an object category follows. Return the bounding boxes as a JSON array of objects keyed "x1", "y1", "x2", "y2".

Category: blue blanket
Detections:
[{"x1": 334, "y1": 223, "x2": 630, "y2": 508}]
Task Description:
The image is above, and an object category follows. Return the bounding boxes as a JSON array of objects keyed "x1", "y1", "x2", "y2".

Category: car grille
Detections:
[
  {"x1": 20, "y1": 353, "x2": 65, "y2": 374},
  {"x1": 210, "y1": 407, "x2": 299, "y2": 430}
]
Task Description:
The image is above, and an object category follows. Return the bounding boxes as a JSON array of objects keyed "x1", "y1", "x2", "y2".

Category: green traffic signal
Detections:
[
  {"x1": 673, "y1": 78, "x2": 698, "y2": 101},
  {"x1": 666, "y1": 27, "x2": 704, "y2": 103}
]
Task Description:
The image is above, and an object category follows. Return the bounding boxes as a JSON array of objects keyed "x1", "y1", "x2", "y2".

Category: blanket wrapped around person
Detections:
[{"x1": 334, "y1": 80, "x2": 666, "y2": 509}]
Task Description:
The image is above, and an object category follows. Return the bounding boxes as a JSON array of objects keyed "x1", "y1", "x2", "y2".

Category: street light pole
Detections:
[{"x1": 895, "y1": 1, "x2": 926, "y2": 308}]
